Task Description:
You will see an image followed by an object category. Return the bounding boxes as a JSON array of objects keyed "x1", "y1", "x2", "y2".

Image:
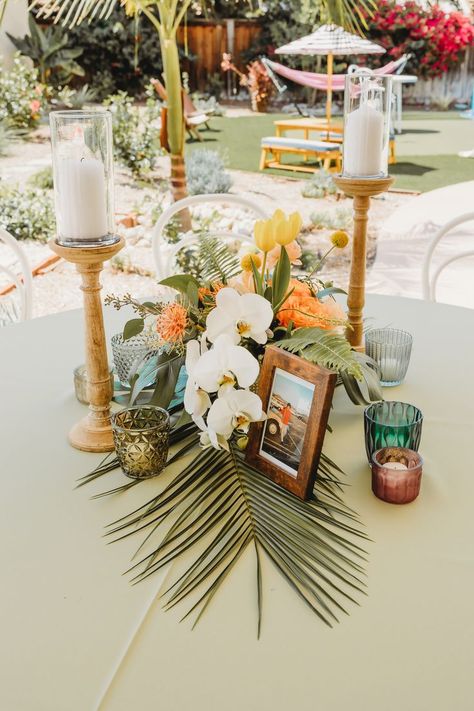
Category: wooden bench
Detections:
[
  {"x1": 259, "y1": 136, "x2": 342, "y2": 174},
  {"x1": 273, "y1": 118, "x2": 397, "y2": 165}
]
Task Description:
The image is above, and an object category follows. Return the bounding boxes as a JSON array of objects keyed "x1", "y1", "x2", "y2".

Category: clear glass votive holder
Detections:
[
  {"x1": 371, "y1": 447, "x2": 423, "y2": 504},
  {"x1": 365, "y1": 328, "x2": 413, "y2": 387},
  {"x1": 74, "y1": 364, "x2": 114, "y2": 405},
  {"x1": 111, "y1": 406, "x2": 170, "y2": 479},
  {"x1": 111, "y1": 332, "x2": 157, "y2": 387},
  {"x1": 364, "y1": 401, "x2": 423, "y2": 463}
]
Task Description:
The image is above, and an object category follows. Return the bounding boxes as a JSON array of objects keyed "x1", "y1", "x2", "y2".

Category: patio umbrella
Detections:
[{"x1": 275, "y1": 24, "x2": 386, "y2": 124}]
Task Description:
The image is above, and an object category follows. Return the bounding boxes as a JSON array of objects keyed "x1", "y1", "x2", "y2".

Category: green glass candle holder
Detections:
[
  {"x1": 364, "y1": 401, "x2": 423, "y2": 463},
  {"x1": 111, "y1": 406, "x2": 170, "y2": 479}
]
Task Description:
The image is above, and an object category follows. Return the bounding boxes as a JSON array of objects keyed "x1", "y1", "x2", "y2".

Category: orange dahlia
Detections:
[{"x1": 277, "y1": 279, "x2": 346, "y2": 330}]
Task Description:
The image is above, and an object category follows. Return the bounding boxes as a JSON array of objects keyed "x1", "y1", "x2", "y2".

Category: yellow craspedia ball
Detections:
[
  {"x1": 330, "y1": 230, "x2": 349, "y2": 249},
  {"x1": 240, "y1": 253, "x2": 262, "y2": 271}
]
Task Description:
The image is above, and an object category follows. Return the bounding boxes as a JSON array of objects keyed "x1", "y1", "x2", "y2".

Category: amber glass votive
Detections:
[
  {"x1": 371, "y1": 447, "x2": 423, "y2": 504},
  {"x1": 111, "y1": 406, "x2": 170, "y2": 479}
]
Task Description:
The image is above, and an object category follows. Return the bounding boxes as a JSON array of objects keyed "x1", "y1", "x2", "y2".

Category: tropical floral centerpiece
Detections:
[
  {"x1": 108, "y1": 209, "x2": 378, "y2": 450},
  {"x1": 98, "y1": 210, "x2": 378, "y2": 631}
]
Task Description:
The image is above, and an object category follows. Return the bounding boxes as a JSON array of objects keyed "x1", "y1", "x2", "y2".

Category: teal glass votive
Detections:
[{"x1": 364, "y1": 401, "x2": 423, "y2": 463}]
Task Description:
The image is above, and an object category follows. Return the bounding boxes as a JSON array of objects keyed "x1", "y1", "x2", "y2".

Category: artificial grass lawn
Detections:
[{"x1": 187, "y1": 111, "x2": 474, "y2": 193}]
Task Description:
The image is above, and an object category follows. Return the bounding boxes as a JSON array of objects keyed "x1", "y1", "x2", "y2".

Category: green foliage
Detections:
[
  {"x1": 196, "y1": 235, "x2": 241, "y2": 284},
  {"x1": 64, "y1": 7, "x2": 166, "y2": 99},
  {"x1": 185, "y1": 150, "x2": 232, "y2": 195},
  {"x1": 0, "y1": 184, "x2": 55, "y2": 241},
  {"x1": 27, "y1": 166, "x2": 53, "y2": 190},
  {"x1": 278, "y1": 327, "x2": 364, "y2": 380},
  {"x1": 302, "y1": 169, "x2": 337, "y2": 199},
  {"x1": 0, "y1": 54, "x2": 45, "y2": 130},
  {"x1": 103, "y1": 90, "x2": 162, "y2": 177},
  {"x1": 311, "y1": 207, "x2": 353, "y2": 231},
  {"x1": 79, "y1": 422, "x2": 368, "y2": 632},
  {"x1": 53, "y1": 83, "x2": 97, "y2": 109},
  {"x1": 7, "y1": 15, "x2": 84, "y2": 87}
]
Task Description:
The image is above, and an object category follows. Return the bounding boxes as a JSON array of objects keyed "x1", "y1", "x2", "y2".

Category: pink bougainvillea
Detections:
[{"x1": 366, "y1": 1, "x2": 474, "y2": 77}]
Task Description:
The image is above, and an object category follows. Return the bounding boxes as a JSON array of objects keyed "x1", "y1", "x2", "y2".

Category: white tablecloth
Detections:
[{"x1": 1, "y1": 294, "x2": 473, "y2": 711}]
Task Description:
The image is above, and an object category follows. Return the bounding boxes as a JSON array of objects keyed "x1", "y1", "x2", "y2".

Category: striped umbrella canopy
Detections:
[
  {"x1": 275, "y1": 24, "x2": 386, "y2": 57},
  {"x1": 275, "y1": 24, "x2": 386, "y2": 124}
]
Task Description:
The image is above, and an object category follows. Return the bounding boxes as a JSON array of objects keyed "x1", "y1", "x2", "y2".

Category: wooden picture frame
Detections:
[{"x1": 246, "y1": 346, "x2": 336, "y2": 500}]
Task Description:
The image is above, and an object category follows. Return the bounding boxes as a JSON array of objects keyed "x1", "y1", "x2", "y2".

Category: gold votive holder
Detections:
[
  {"x1": 371, "y1": 447, "x2": 423, "y2": 504},
  {"x1": 111, "y1": 406, "x2": 170, "y2": 479},
  {"x1": 74, "y1": 364, "x2": 114, "y2": 406}
]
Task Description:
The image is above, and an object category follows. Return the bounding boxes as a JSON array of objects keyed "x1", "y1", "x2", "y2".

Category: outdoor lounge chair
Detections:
[
  {"x1": 151, "y1": 78, "x2": 210, "y2": 141},
  {"x1": 259, "y1": 136, "x2": 341, "y2": 173}
]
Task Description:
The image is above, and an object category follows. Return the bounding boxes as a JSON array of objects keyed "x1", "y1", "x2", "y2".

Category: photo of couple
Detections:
[{"x1": 259, "y1": 367, "x2": 316, "y2": 476}]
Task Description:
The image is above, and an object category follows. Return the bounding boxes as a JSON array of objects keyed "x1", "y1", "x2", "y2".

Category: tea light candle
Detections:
[{"x1": 371, "y1": 447, "x2": 423, "y2": 504}]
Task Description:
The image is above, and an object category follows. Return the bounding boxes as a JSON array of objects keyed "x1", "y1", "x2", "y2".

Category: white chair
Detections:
[
  {"x1": 422, "y1": 212, "x2": 474, "y2": 302},
  {"x1": 0, "y1": 227, "x2": 33, "y2": 323},
  {"x1": 151, "y1": 194, "x2": 268, "y2": 279}
]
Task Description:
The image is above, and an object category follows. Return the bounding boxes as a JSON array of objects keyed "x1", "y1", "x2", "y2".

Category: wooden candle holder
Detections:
[
  {"x1": 333, "y1": 176, "x2": 393, "y2": 351},
  {"x1": 49, "y1": 238, "x2": 125, "y2": 452}
]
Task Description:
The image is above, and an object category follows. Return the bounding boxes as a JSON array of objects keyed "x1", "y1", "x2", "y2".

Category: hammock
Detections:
[{"x1": 263, "y1": 57, "x2": 408, "y2": 92}]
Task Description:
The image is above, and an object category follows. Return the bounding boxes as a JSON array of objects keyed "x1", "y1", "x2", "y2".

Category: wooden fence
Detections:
[{"x1": 176, "y1": 19, "x2": 262, "y2": 91}]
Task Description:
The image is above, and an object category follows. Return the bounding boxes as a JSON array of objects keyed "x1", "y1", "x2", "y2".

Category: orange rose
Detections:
[{"x1": 277, "y1": 279, "x2": 346, "y2": 330}]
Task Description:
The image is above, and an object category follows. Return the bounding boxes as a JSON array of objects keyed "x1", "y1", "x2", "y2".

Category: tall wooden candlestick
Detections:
[
  {"x1": 333, "y1": 176, "x2": 393, "y2": 351},
  {"x1": 49, "y1": 238, "x2": 124, "y2": 452}
]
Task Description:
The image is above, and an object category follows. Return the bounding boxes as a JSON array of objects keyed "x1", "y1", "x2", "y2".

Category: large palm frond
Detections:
[{"x1": 79, "y1": 418, "x2": 368, "y2": 634}]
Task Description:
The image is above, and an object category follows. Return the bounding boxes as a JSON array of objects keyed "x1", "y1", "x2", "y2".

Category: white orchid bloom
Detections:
[
  {"x1": 205, "y1": 287, "x2": 273, "y2": 345},
  {"x1": 207, "y1": 389, "x2": 265, "y2": 439},
  {"x1": 193, "y1": 414, "x2": 230, "y2": 452},
  {"x1": 193, "y1": 333, "x2": 259, "y2": 396},
  {"x1": 184, "y1": 339, "x2": 211, "y2": 418}
]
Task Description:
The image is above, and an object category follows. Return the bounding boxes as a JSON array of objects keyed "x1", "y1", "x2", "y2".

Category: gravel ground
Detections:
[{"x1": 0, "y1": 126, "x2": 414, "y2": 319}]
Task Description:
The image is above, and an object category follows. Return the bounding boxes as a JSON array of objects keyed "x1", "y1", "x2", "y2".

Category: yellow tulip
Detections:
[
  {"x1": 289, "y1": 212, "x2": 302, "y2": 239},
  {"x1": 254, "y1": 219, "x2": 276, "y2": 252},
  {"x1": 273, "y1": 219, "x2": 293, "y2": 246},
  {"x1": 272, "y1": 208, "x2": 286, "y2": 225}
]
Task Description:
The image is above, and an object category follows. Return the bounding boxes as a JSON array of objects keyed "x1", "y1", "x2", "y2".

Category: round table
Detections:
[{"x1": 1, "y1": 294, "x2": 473, "y2": 711}]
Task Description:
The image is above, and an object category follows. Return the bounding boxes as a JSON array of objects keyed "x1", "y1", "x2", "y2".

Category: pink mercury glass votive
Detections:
[{"x1": 371, "y1": 447, "x2": 423, "y2": 504}]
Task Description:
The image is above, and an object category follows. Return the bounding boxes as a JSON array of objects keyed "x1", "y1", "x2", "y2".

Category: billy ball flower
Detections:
[
  {"x1": 240, "y1": 252, "x2": 262, "y2": 272},
  {"x1": 330, "y1": 230, "x2": 349, "y2": 249}
]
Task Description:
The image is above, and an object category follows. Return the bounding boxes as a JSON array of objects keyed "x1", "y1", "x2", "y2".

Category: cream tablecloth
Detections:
[{"x1": 1, "y1": 294, "x2": 473, "y2": 711}]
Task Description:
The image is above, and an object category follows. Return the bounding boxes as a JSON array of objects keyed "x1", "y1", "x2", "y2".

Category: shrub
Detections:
[
  {"x1": 366, "y1": 1, "x2": 474, "y2": 77},
  {"x1": 0, "y1": 55, "x2": 45, "y2": 130},
  {"x1": 27, "y1": 166, "x2": 54, "y2": 190},
  {"x1": 310, "y1": 207, "x2": 353, "y2": 231},
  {"x1": 0, "y1": 184, "x2": 55, "y2": 241},
  {"x1": 301, "y1": 170, "x2": 337, "y2": 199},
  {"x1": 103, "y1": 90, "x2": 162, "y2": 177},
  {"x1": 185, "y1": 150, "x2": 232, "y2": 195}
]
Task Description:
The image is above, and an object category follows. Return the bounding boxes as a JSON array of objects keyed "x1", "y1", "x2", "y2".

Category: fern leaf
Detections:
[
  {"x1": 197, "y1": 234, "x2": 241, "y2": 284},
  {"x1": 278, "y1": 328, "x2": 363, "y2": 379}
]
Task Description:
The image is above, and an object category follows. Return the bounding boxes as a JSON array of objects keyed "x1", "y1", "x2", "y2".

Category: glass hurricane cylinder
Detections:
[
  {"x1": 342, "y1": 73, "x2": 392, "y2": 179},
  {"x1": 49, "y1": 110, "x2": 116, "y2": 247}
]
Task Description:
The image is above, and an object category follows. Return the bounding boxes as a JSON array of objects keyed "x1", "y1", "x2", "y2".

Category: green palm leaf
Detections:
[{"x1": 82, "y1": 418, "x2": 368, "y2": 635}]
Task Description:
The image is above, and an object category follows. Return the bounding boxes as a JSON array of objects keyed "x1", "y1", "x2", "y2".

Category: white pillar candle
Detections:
[
  {"x1": 343, "y1": 102, "x2": 384, "y2": 177},
  {"x1": 57, "y1": 156, "x2": 108, "y2": 242}
]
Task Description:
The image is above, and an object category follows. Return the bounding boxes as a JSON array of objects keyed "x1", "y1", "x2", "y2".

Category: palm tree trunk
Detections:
[{"x1": 161, "y1": 31, "x2": 191, "y2": 229}]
